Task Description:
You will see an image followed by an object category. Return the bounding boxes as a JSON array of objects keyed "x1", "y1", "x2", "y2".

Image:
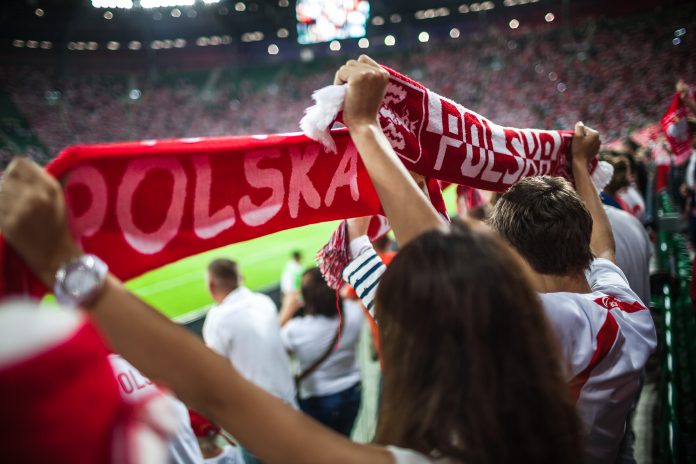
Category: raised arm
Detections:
[
  {"x1": 570, "y1": 122, "x2": 616, "y2": 263},
  {"x1": 0, "y1": 158, "x2": 392, "y2": 464},
  {"x1": 335, "y1": 55, "x2": 447, "y2": 246}
]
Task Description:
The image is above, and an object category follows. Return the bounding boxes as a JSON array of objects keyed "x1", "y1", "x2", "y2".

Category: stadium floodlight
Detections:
[
  {"x1": 459, "y1": 5, "x2": 469, "y2": 14},
  {"x1": 35, "y1": 8, "x2": 45, "y2": 17},
  {"x1": 91, "y1": 0, "x2": 133, "y2": 8},
  {"x1": 329, "y1": 40, "x2": 341, "y2": 51},
  {"x1": 371, "y1": 16, "x2": 384, "y2": 26},
  {"x1": 358, "y1": 37, "x2": 369, "y2": 48},
  {"x1": 12, "y1": 40, "x2": 25, "y2": 48},
  {"x1": 268, "y1": 44, "x2": 279, "y2": 55},
  {"x1": 509, "y1": 19, "x2": 519, "y2": 29},
  {"x1": 40, "y1": 41, "x2": 52, "y2": 49},
  {"x1": 277, "y1": 28, "x2": 289, "y2": 38},
  {"x1": 390, "y1": 14, "x2": 401, "y2": 23},
  {"x1": 418, "y1": 32, "x2": 429, "y2": 43},
  {"x1": 128, "y1": 40, "x2": 142, "y2": 49},
  {"x1": 140, "y1": 0, "x2": 194, "y2": 8},
  {"x1": 107, "y1": 41, "x2": 120, "y2": 50},
  {"x1": 449, "y1": 27, "x2": 460, "y2": 39},
  {"x1": 384, "y1": 35, "x2": 395, "y2": 46},
  {"x1": 545, "y1": 12, "x2": 555, "y2": 22}
]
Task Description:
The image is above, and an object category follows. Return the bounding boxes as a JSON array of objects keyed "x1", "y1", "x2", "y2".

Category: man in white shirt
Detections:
[
  {"x1": 202, "y1": 259, "x2": 296, "y2": 463},
  {"x1": 280, "y1": 250, "x2": 303, "y2": 297}
]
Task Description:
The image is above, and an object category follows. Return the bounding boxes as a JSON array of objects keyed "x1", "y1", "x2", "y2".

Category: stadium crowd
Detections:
[
  {"x1": 0, "y1": 5, "x2": 694, "y2": 162},
  {"x1": 1, "y1": 2, "x2": 696, "y2": 464}
]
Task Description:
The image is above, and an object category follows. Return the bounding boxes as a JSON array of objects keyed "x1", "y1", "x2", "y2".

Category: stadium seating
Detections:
[
  {"x1": 653, "y1": 192, "x2": 696, "y2": 463},
  {"x1": 0, "y1": 5, "x2": 694, "y2": 167}
]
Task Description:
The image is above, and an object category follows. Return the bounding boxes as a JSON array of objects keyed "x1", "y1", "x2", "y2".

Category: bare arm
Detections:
[
  {"x1": 336, "y1": 55, "x2": 447, "y2": 246},
  {"x1": 278, "y1": 290, "x2": 302, "y2": 327},
  {"x1": 571, "y1": 122, "x2": 616, "y2": 263},
  {"x1": 0, "y1": 158, "x2": 393, "y2": 464}
]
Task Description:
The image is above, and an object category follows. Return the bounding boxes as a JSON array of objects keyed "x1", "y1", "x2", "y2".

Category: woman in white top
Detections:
[
  {"x1": 1, "y1": 55, "x2": 583, "y2": 464},
  {"x1": 280, "y1": 267, "x2": 365, "y2": 436}
]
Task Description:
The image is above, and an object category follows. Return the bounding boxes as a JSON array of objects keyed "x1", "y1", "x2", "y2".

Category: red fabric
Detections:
[
  {"x1": 0, "y1": 66, "x2": 584, "y2": 297},
  {"x1": 661, "y1": 90, "x2": 694, "y2": 166},
  {"x1": 188, "y1": 409, "x2": 220, "y2": 438},
  {"x1": 0, "y1": 321, "x2": 125, "y2": 463},
  {"x1": 568, "y1": 312, "x2": 619, "y2": 401}
]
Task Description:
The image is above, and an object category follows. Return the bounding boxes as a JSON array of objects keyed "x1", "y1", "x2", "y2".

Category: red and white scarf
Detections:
[
  {"x1": 0, "y1": 66, "x2": 610, "y2": 296},
  {"x1": 661, "y1": 85, "x2": 695, "y2": 166}
]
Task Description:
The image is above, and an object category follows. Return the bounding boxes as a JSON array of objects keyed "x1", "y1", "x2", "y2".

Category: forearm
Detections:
[
  {"x1": 86, "y1": 276, "x2": 386, "y2": 464},
  {"x1": 278, "y1": 292, "x2": 299, "y2": 326},
  {"x1": 572, "y1": 161, "x2": 616, "y2": 262},
  {"x1": 349, "y1": 123, "x2": 446, "y2": 246}
]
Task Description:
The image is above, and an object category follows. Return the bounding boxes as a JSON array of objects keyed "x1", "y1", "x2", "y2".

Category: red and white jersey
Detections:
[{"x1": 540, "y1": 259, "x2": 657, "y2": 463}]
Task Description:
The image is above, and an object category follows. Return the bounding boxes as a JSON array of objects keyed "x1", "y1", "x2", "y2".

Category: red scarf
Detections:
[
  {"x1": 661, "y1": 86, "x2": 694, "y2": 166},
  {"x1": 0, "y1": 66, "x2": 608, "y2": 297}
]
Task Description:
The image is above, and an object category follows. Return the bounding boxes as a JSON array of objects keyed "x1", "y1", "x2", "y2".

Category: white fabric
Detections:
[
  {"x1": 109, "y1": 354, "x2": 204, "y2": 464},
  {"x1": 202, "y1": 286, "x2": 297, "y2": 406},
  {"x1": 387, "y1": 446, "x2": 454, "y2": 464},
  {"x1": 539, "y1": 259, "x2": 657, "y2": 464},
  {"x1": 299, "y1": 84, "x2": 347, "y2": 153},
  {"x1": 203, "y1": 445, "x2": 243, "y2": 464},
  {"x1": 280, "y1": 299, "x2": 364, "y2": 399},
  {"x1": 686, "y1": 149, "x2": 696, "y2": 190},
  {"x1": 0, "y1": 300, "x2": 83, "y2": 367},
  {"x1": 280, "y1": 260, "x2": 303, "y2": 294},
  {"x1": 617, "y1": 185, "x2": 646, "y2": 222},
  {"x1": 604, "y1": 205, "x2": 652, "y2": 304}
]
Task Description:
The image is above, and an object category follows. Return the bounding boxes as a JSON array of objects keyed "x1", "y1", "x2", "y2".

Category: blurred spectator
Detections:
[
  {"x1": 203, "y1": 258, "x2": 296, "y2": 464},
  {"x1": 280, "y1": 250, "x2": 303, "y2": 297},
  {"x1": 280, "y1": 267, "x2": 364, "y2": 437}
]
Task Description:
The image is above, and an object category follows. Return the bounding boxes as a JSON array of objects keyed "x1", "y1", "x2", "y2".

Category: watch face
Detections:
[{"x1": 64, "y1": 265, "x2": 100, "y2": 298}]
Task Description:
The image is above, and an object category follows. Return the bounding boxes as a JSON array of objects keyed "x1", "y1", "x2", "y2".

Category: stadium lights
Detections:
[
  {"x1": 509, "y1": 19, "x2": 519, "y2": 29},
  {"x1": 92, "y1": 0, "x2": 133, "y2": 8},
  {"x1": 277, "y1": 28, "x2": 289, "y2": 38},
  {"x1": 450, "y1": 27, "x2": 460, "y2": 38},
  {"x1": 329, "y1": 40, "x2": 341, "y2": 51},
  {"x1": 35, "y1": 8, "x2": 45, "y2": 17},
  {"x1": 107, "y1": 41, "x2": 120, "y2": 50},
  {"x1": 278, "y1": 0, "x2": 289, "y2": 6},
  {"x1": 390, "y1": 14, "x2": 401, "y2": 23},
  {"x1": 141, "y1": 1, "x2": 193, "y2": 8},
  {"x1": 459, "y1": 5, "x2": 469, "y2": 13},
  {"x1": 384, "y1": 35, "x2": 395, "y2": 46},
  {"x1": 241, "y1": 31, "x2": 264, "y2": 42},
  {"x1": 235, "y1": 2, "x2": 246, "y2": 12},
  {"x1": 128, "y1": 40, "x2": 142, "y2": 49},
  {"x1": 415, "y1": 7, "x2": 450, "y2": 20},
  {"x1": 171, "y1": 8, "x2": 181, "y2": 16},
  {"x1": 545, "y1": 12, "x2": 555, "y2": 22},
  {"x1": 268, "y1": 44, "x2": 279, "y2": 55},
  {"x1": 128, "y1": 89, "x2": 142, "y2": 100},
  {"x1": 371, "y1": 16, "x2": 384, "y2": 26},
  {"x1": 104, "y1": 11, "x2": 114, "y2": 19},
  {"x1": 40, "y1": 41, "x2": 52, "y2": 49},
  {"x1": 358, "y1": 37, "x2": 369, "y2": 48},
  {"x1": 418, "y1": 32, "x2": 430, "y2": 43},
  {"x1": 26, "y1": 40, "x2": 38, "y2": 49},
  {"x1": 503, "y1": 0, "x2": 540, "y2": 6}
]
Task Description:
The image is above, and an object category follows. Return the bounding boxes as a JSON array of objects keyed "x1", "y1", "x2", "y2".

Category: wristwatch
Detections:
[{"x1": 54, "y1": 254, "x2": 108, "y2": 308}]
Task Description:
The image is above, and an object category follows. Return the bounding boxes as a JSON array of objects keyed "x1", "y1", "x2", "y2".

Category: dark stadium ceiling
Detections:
[{"x1": 0, "y1": 0, "x2": 668, "y2": 47}]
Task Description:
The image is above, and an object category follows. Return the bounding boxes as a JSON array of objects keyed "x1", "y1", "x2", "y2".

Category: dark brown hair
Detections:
[
  {"x1": 487, "y1": 176, "x2": 593, "y2": 276},
  {"x1": 208, "y1": 258, "x2": 240, "y2": 292},
  {"x1": 375, "y1": 220, "x2": 582, "y2": 463},
  {"x1": 301, "y1": 267, "x2": 340, "y2": 318}
]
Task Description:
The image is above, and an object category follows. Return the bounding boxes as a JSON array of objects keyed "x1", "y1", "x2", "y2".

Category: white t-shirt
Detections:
[
  {"x1": 539, "y1": 259, "x2": 657, "y2": 464},
  {"x1": 617, "y1": 185, "x2": 645, "y2": 222},
  {"x1": 109, "y1": 354, "x2": 204, "y2": 464},
  {"x1": 202, "y1": 287, "x2": 297, "y2": 406},
  {"x1": 280, "y1": 299, "x2": 364, "y2": 399},
  {"x1": 203, "y1": 445, "x2": 243, "y2": 464},
  {"x1": 604, "y1": 205, "x2": 652, "y2": 304}
]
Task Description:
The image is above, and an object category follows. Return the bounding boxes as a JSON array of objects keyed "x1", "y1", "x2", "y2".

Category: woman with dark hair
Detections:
[
  {"x1": 0, "y1": 55, "x2": 583, "y2": 463},
  {"x1": 279, "y1": 267, "x2": 364, "y2": 437}
]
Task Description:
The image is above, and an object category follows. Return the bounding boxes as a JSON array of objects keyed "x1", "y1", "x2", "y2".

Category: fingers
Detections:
[
  {"x1": 334, "y1": 56, "x2": 385, "y2": 85},
  {"x1": 357, "y1": 54, "x2": 379, "y2": 67},
  {"x1": 574, "y1": 121, "x2": 586, "y2": 136}
]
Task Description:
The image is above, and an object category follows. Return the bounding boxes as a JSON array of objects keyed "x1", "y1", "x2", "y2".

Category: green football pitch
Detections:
[{"x1": 126, "y1": 188, "x2": 458, "y2": 320}]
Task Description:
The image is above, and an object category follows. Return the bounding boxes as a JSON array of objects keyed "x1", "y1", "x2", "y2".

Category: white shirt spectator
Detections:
[
  {"x1": 202, "y1": 286, "x2": 297, "y2": 406},
  {"x1": 203, "y1": 445, "x2": 243, "y2": 464},
  {"x1": 617, "y1": 185, "x2": 646, "y2": 222},
  {"x1": 280, "y1": 259, "x2": 303, "y2": 295},
  {"x1": 281, "y1": 299, "x2": 364, "y2": 399},
  {"x1": 539, "y1": 259, "x2": 657, "y2": 463},
  {"x1": 109, "y1": 354, "x2": 203, "y2": 464},
  {"x1": 604, "y1": 205, "x2": 652, "y2": 304}
]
